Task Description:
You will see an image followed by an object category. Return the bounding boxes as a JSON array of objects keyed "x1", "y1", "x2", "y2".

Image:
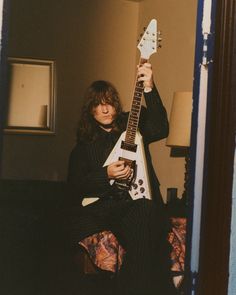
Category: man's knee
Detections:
[
  {"x1": 127, "y1": 199, "x2": 155, "y2": 225},
  {"x1": 133, "y1": 198, "x2": 152, "y2": 207},
  {"x1": 132, "y1": 198, "x2": 155, "y2": 214}
]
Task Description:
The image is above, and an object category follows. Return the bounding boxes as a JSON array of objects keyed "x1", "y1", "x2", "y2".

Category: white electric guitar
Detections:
[{"x1": 82, "y1": 19, "x2": 161, "y2": 206}]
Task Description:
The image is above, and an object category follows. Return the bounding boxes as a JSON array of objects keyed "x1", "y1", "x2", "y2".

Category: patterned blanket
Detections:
[
  {"x1": 79, "y1": 217, "x2": 186, "y2": 276},
  {"x1": 79, "y1": 230, "x2": 126, "y2": 273}
]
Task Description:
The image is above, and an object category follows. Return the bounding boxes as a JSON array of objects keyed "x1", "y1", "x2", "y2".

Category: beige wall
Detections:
[
  {"x1": 2, "y1": 0, "x2": 197, "y2": 201},
  {"x1": 137, "y1": 0, "x2": 197, "y2": 199},
  {"x1": 2, "y1": 0, "x2": 140, "y2": 181}
]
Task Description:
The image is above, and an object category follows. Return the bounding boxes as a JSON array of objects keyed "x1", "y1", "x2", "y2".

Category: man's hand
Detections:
[
  {"x1": 107, "y1": 160, "x2": 132, "y2": 180},
  {"x1": 137, "y1": 62, "x2": 154, "y2": 91}
]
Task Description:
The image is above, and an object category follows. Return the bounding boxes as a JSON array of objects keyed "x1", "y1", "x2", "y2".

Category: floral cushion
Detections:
[
  {"x1": 168, "y1": 217, "x2": 186, "y2": 273},
  {"x1": 79, "y1": 230, "x2": 126, "y2": 273}
]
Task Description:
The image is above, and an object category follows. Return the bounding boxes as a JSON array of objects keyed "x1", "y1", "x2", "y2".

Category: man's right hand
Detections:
[{"x1": 107, "y1": 160, "x2": 132, "y2": 180}]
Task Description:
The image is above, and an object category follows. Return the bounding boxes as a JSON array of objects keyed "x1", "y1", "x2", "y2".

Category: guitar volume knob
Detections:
[
  {"x1": 140, "y1": 187, "x2": 145, "y2": 193},
  {"x1": 132, "y1": 183, "x2": 138, "y2": 190},
  {"x1": 138, "y1": 179, "x2": 143, "y2": 185}
]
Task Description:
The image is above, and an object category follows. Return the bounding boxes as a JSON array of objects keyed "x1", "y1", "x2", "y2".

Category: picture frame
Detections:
[{"x1": 4, "y1": 57, "x2": 56, "y2": 135}]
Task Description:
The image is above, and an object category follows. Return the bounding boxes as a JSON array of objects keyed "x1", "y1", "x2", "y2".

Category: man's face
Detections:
[{"x1": 92, "y1": 102, "x2": 116, "y2": 126}]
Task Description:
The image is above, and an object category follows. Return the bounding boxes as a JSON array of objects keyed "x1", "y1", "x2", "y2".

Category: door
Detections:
[{"x1": 187, "y1": 0, "x2": 236, "y2": 294}]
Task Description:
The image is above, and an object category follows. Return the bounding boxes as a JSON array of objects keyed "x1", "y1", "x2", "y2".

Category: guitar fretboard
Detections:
[{"x1": 124, "y1": 58, "x2": 148, "y2": 145}]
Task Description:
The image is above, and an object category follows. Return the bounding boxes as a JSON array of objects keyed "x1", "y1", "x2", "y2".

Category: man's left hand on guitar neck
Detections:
[{"x1": 137, "y1": 62, "x2": 154, "y2": 93}]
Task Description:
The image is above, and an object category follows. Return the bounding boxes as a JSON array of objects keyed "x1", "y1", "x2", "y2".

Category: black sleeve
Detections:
[
  {"x1": 67, "y1": 144, "x2": 112, "y2": 200},
  {"x1": 139, "y1": 84, "x2": 169, "y2": 143}
]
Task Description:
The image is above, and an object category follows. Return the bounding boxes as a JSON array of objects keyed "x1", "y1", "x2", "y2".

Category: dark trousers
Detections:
[{"x1": 69, "y1": 198, "x2": 177, "y2": 295}]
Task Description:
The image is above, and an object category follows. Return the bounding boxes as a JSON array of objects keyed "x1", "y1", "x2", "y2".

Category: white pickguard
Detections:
[{"x1": 103, "y1": 130, "x2": 152, "y2": 200}]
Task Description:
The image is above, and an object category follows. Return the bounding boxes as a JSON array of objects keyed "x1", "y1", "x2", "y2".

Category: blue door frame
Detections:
[{"x1": 187, "y1": 0, "x2": 217, "y2": 294}]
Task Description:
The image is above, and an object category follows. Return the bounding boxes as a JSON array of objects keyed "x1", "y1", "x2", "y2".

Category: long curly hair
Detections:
[{"x1": 77, "y1": 80, "x2": 125, "y2": 142}]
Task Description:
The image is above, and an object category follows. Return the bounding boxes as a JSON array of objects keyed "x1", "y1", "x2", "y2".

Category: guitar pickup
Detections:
[
  {"x1": 121, "y1": 141, "x2": 137, "y2": 152},
  {"x1": 119, "y1": 157, "x2": 135, "y2": 169}
]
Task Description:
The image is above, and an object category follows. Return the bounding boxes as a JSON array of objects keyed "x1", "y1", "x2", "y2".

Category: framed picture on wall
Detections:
[{"x1": 4, "y1": 57, "x2": 56, "y2": 135}]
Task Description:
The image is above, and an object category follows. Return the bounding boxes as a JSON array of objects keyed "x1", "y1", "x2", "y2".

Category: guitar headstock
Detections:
[{"x1": 137, "y1": 19, "x2": 162, "y2": 59}]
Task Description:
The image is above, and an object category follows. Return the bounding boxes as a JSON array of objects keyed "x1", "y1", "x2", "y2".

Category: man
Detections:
[{"x1": 67, "y1": 63, "x2": 176, "y2": 294}]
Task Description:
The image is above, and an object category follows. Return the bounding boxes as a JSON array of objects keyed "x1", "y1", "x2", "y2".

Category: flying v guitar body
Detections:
[{"x1": 103, "y1": 130, "x2": 152, "y2": 200}]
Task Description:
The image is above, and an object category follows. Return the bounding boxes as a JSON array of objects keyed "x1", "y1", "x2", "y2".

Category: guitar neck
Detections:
[{"x1": 124, "y1": 58, "x2": 148, "y2": 145}]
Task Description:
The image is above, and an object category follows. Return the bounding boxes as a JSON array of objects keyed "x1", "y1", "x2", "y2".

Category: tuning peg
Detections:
[
  {"x1": 143, "y1": 26, "x2": 146, "y2": 31},
  {"x1": 157, "y1": 31, "x2": 162, "y2": 42},
  {"x1": 158, "y1": 44, "x2": 162, "y2": 48}
]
